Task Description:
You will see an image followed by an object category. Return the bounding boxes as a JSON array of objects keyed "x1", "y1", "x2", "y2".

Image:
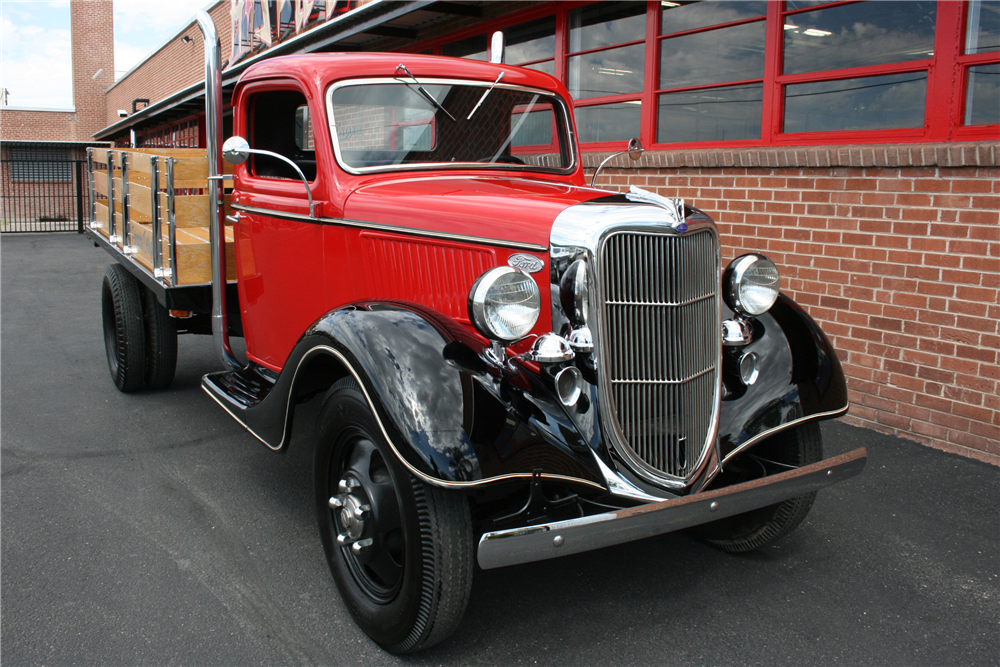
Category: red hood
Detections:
[{"x1": 344, "y1": 176, "x2": 608, "y2": 249}]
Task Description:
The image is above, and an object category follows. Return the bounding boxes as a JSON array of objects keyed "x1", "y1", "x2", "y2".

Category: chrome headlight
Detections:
[
  {"x1": 468, "y1": 266, "x2": 541, "y2": 342},
  {"x1": 723, "y1": 254, "x2": 780, "y2": 316},
  {"x1": 559, "y1": 259, "x2": 589, "y2": 325}
]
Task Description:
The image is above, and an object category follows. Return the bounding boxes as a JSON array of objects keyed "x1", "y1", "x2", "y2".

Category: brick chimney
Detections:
[{"x1": 70, "y1": 0, "x2": 114, "y2": 141}]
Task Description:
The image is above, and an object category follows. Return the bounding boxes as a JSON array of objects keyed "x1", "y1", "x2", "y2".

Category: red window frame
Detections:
[{"x1": 405, "y1": 1, "x2": 1000, "y2": 152}]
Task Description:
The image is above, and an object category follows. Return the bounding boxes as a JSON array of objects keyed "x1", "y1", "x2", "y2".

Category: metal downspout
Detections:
[{"x1": 196, "y1": 10, "x2": 241, "y2": 371}]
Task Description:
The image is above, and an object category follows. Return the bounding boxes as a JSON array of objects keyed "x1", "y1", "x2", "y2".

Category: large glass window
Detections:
[
  {"x1": 784, "y1": 73, "x2": 927, "y2": 133},
  {"x1": 966, "y1": 0, "x2": 1000, "y2": 53},
  {"x1": 415, "y1": 1, "x2": 999, "y2": 149},
  {"x1": 568, "y1": 2, "x2": 647, "y2": 144},
  {"x1": 505, "y1": 17, "x2": 556, "y2": 74},
  {"x1": 783, "y1": 2, "x2": 937, "y2": 75},
  {"x1": 658, "y1": 84, "x2": 762, "y2": 143},
  {"x1": 962, "y1": 1, "x2": 1000, "y2": 127},
  {"x1": 656, "y1": 0, "x2": 767, "y2": 144}
]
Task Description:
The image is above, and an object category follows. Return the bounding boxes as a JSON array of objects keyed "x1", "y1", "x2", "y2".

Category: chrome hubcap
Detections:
[{"x1": 330, "y1": 477, "x2": 373, "y2": 555}]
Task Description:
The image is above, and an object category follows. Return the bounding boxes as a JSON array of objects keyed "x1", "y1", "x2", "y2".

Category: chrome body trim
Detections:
[
  {"x1": 550, "y1": 202, "x2": 722, "y2": 491},
  {"x1": 231, "y1": 204, "x2": 548, "y2": 252},
  {"x1": 150, "y1": 155, "x2": 163, "y2": 277},
  {"x1": 325, "y1": 77, "x2": 577, "y2": 176},
  {"x1": 477, "y1": 447, "x2": 867, "y2": 569},
  {"x1": 120, "y1": 153, "x2": 131, "y2": 249},
  {"x1": 720, "y1": 404, "x2": 850, "y2": 468},
  {"x1": 202, "y1": 345, "x2": 607, "y2": 492},
  {"x1": 197, "y1": 9, "x2": 241, "y2": 372},
  {"x1": 166, "y1": 158, "x2": 177, "y2": 282},
  {"x1": 106, "y1": 149, "x2": 115, "y2": 241}
]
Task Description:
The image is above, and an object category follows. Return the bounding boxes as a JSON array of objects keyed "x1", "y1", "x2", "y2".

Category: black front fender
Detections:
[
  {"x1": 261, "y1": 302, "x2": 606, "y2": 489},
  {"x1": 717, "y1": 294, "x2": 849, "y2": 466}
]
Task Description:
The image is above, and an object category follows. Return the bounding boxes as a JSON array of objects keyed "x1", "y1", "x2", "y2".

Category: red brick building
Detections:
[
  {"x1": 0, "y1": 0, "x2": 114, "y2": 230},
  {"x1": 94, "y1": 1, "x2": 1000, "y2": 463}
]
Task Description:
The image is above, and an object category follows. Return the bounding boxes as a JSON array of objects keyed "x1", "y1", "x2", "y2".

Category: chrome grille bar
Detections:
[{"x1": 599, "y1": 229, "x2": 719, "y2": 481}]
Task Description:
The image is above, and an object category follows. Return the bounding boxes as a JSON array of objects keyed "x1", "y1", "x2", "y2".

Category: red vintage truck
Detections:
[{"x1": 85, "y1": 11, "x2": 865, "y2": 653}]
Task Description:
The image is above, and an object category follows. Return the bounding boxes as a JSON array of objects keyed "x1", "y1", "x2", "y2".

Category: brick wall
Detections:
[
  {"x1": 0, "y1": 0, "x2": 113, "y2": 143},
  {"x1": 105, "y1": 1, "x2": 231, "y2": 129},
  {"x1": 589, "y1": 142, "x2": 1000, "y2": 465}
]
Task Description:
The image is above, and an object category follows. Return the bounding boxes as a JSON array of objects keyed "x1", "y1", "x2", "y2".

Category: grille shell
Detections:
[{"x1": 596, "y1": 228, "x2": 721, "y2": 485}]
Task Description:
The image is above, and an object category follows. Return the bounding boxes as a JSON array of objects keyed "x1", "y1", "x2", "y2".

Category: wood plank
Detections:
[
  {"x1": 156, "y1": 193, "x2": 234, "y2": 228},
  {"x1": 129, "y1": 182, "x2": 153, "y2": 219},
  {"x1": 94, "y1": 202, "x2": 110, "y2": 237},
  {"x1": 171, "y1": 226, "x2": 237, "y2": 285},
  {"x1": 93, "y1": 175, "x2": 109, "y2": 198},
  {"x1": 113, "y1": 177, "x2": 123, "y2": 203},
  {"x1": 170, "y1": 156, "x2": 209, "y2": 182}
]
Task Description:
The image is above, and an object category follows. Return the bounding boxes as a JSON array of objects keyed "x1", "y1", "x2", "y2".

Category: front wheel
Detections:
[
  {"x1": 690, "y1": 422, "x2": 823, "y2": 553},
  {"x1": 314, "y1": 379, "x2": 473, "y2": 653}
]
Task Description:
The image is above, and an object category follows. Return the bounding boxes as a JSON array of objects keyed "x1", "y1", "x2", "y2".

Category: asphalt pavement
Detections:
[{"x1": 2, "y1": 233, "x2": 998, "y2": 666}]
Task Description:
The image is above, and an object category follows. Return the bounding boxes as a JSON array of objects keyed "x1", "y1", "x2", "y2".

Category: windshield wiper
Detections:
[
  {"x1": 395, "y1": 64, "x2": 455, "y2": 121},
  {"x1": 467, "y1": 72, "x2": 504, "y2": 120}
]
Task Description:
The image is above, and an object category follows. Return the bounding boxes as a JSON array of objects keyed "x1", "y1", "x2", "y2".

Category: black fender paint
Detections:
[{"x1": 205, "y1": 294, "x2": 847, "y2": 493}]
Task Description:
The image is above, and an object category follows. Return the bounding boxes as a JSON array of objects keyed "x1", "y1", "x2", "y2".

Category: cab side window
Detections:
[{"x1": 248, "y1": 89, "x2": 317, "y2": 181}]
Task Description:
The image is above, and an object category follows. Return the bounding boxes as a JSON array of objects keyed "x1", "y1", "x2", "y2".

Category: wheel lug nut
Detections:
[
  {"x1": 338, "y1": 479, "x2": 358, "y2": 495},
  {"x1": 354, "y1": 504, "x2": 371, "y2": 521},
  {"x1": 337, "y1": 533, "x2": 355, "y2": 546},
  {"x1": 328, "y1": 496, "x2": 344, "y2": 509},
  {"x1": 352, "y1": 538, "x2": 373, "y2": 555}
]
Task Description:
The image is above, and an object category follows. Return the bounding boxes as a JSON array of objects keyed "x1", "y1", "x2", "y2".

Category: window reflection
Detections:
[
  {"x1": 661, "y1": 1, "x2": 767, "y2": 35},
  {"x1": 966, "y1": 64, "x2": 1000, "y2": 125},
  {"x1": 576, "y1": 102, "x2": 641, "y2": 143},
  {"x1": 524, "y1": 61, "x2": 556, "y2": 77},
  {"x1": 966, "y1": 0, "x2": 1000, "y2": 54},
  {"x1": 784, "y1": 2, "x2": 936, "y2": 75},
  {"x1": 569, "y1": 43, "x2": 645, "y2": 99},
  {"x1": 569, "y1": 2, "x2": 646, "y2": 53},
  {"x1": 784, "y1": 72, "x2": 927, "y2": 133},
  {"x1": 657, "y1": 84, "x2": 762, "y2": 143},
  {"x1": 660, "y1": 21, "x2": 765, "y2": 90},
  {"x1": 442, "y1": 35, "x2": 487, "y2": 61},
  {"x1": 506, "y1": 17, "x2": 556, "y2": 64}
]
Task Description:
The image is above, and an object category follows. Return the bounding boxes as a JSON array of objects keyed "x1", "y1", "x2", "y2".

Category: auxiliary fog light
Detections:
[
  {"x1": 723, "y1": 254, "x2": 780, "y2": 317},
  {"x1": 739, "y1": 351, "x2": 760, "y2": 386},
  {"x1": 555, "y1": 366, "x2": 583, "y2": 407},
  {"x1": 468, "y1": 266, "x2": 541, "y2": 342}
]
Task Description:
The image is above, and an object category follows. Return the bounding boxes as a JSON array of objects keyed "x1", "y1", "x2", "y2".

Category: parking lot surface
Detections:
[{"x1": 2, "y1": 233, "x2": 998, "y2": 666}]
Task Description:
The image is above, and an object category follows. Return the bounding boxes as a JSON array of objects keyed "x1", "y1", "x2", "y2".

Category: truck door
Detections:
[{"x1": 232, "y1": 84, "x2": 327, "y2": 371}]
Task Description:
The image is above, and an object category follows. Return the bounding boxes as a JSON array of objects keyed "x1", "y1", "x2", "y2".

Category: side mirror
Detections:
[
  {"x1": 591, "y1": 137, "x2": 646, "y2": 188},
  {"x1": 222, "y1": 136, "x2": 250, "y2": 164},
  {"x1": 627, "y1": 137, "x2": 644, "y2": 161}
]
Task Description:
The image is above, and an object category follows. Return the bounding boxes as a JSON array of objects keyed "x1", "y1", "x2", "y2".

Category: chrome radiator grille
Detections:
[{"x1": 598, "y1": 229, "x2": 719, "y2": 481}]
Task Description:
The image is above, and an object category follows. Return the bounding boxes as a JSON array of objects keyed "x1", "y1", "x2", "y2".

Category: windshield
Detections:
[{"x1": 326, "y1": 78, "x2": 575, "y2": 173}]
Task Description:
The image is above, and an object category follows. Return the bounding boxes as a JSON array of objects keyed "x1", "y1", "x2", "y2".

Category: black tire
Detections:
[
  {"x1": 691, "y1": 422, "x2": 823, "y2": 553},
  {"x1": 314, "y1": 379, "x2": 473, "y2": 654},
  {"x1": 101, "y1": 264, "x2": 146, "y2": 392},
  {"x1": 141, "y1": 287, "x2": 177, "y2": 389}
]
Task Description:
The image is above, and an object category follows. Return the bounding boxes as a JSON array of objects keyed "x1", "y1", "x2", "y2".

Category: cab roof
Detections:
[{"x1": 237, "y1": 52, "x2": 568, "y2": 98}]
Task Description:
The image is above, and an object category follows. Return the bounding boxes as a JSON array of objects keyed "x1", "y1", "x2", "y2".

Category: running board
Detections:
[{"x1": 202, "y1": 367, "x2": 289, "y2": 450}]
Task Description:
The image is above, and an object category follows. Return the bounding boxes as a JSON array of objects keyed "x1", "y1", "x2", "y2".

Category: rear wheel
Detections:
[
  {"x1": 141, "y1": 287, "x2": 177, "y2": 389},
  {"x1": 314, "y1": 379, "x2": 473, "y2": 653},
  {"x1": 102, "y1": 264, "x2": 145, "y2": 392},
  {"x1": 691, "y1": 422, "x2": 823, "y2": 553}
]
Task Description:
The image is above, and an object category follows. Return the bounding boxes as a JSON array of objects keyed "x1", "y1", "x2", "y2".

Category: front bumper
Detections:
[{"x1": 477, "y1": 447, "x2": 867, "y2": 569}]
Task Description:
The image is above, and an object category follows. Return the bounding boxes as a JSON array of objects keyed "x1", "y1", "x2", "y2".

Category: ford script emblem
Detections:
[{"x1": 508, "y1": 253, "x2": 544, "y2": 274}]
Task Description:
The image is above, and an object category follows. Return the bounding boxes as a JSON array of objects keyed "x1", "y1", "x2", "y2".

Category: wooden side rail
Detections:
[{"x1": 88, "y1": 147, "x2": 235, "y2": 286}]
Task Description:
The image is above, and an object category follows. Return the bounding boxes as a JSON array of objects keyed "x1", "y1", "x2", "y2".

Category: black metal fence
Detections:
[{"x1": 1, "y1": 159, "x2": 87, "y2": 233}]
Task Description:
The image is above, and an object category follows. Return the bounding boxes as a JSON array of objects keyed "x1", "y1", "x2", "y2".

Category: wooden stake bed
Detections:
[{"x1": 87, "y1": 147, "x2": 234, "y2": 287}]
